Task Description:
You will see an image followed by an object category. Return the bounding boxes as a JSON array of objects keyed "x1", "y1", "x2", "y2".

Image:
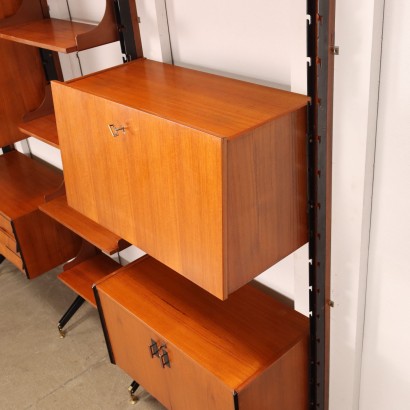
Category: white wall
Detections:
[
  {"x1": 359, "y1": 1, "x2": 410, "y2": 408},
  {"x1": 330, "y1": 0, "x2": 385, "y2": 408}
]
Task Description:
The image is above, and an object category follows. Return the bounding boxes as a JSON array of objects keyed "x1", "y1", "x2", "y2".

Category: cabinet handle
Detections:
[
  {"x1": 159, "y1": 345, "x2": 171, "y2": 368},
  {"x1": 108, "y1": 123, "x2": 126, "y2": 137},
  {"x1": 149, "y1": 339, "x2": 159, "y2": 358}
]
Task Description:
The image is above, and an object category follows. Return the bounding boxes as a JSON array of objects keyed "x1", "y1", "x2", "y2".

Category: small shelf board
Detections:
[
  {"x1": 0, "y1": 19, "x2": 109, "y2": 53},
  {"x1": 39, "y1": 195, "x2": 129, "y2": 255},
  {"x1": 19, "y1": 113, "x2": 58, "y2": 148},
  {"x1": 59, "y1": 253, "x2": 120, "y2": 307},
  {"x1": 0, "y1": 0, "x2": 118, "y2": 54},
  {"x1": 0, "y1": 150, "x2": 63, "y2": 220}
]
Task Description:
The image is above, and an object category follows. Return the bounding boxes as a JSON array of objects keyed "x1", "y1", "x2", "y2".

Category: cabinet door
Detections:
[
  {"x1": 54, "y1": 85, "x2": 138, "y2": 239},
  {"x1": 98, "y1": 287, "x2": 234, "y2": 410},
  {"x1": 54, "y1": 83, "x2": 225, "y2": 298}
]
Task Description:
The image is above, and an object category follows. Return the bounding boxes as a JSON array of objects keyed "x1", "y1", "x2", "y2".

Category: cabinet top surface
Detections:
[
  {"x1": 97, "y1": 255, "x2": 308, "y2": 389},
  {"x1": 62, "y1": 59, "x2": 309, "y2": 139},
  {"x1": 0, "y1": 151, "x2": 63, "y2": 220}
]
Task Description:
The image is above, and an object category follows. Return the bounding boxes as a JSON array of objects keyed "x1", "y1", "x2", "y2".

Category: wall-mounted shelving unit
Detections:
[{"x1": 0, "y1": 1, "x2": 334, "y2": 408}]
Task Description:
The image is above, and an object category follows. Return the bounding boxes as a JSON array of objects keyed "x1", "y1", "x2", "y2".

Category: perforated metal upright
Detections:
[{"x1": 307, "y1": 0, "x2": 336, "y2": 409}]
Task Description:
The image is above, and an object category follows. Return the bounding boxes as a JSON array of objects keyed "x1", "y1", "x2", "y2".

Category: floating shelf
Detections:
[
  {"x1": 19, "y1": 113, "x2": 58, "y2": 148},
  {"x1": 0, "y1": 0, "x2": 119, "y2": 53},
  {"x1": 59, "y1": 253, "x2": 120, "y2": 307},
  {"x1": 39, "y1": 195, "x2": 129, "y2": 255},
  {"x1": 0, "y1": 150, "x2": 63, "y2": 220}
]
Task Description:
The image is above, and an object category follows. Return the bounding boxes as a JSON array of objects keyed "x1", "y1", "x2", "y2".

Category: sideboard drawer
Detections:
[
  {"x1": 0, "y1": 240, "x2": 23, "y2": 271},
  {"x1": 95, "y1": 255, "x2": 309, "y2": 410},
  {"x1": 0, "y1": 227, "x2": 18, "y2": 252},
  {"x1": 0, "y1": 213, "x2": 13, "y2": 236},
  {"x1": 53, "y1": 59, "x2": 309, "y2": 299}
]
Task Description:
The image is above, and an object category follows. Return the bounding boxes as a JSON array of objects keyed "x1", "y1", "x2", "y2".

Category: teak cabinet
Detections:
[
  {"x1": 52, "y1": 58, "x2": 309, "y2": 299},
  {"x1": 95, "y1": 255, "x2": 309, "y2": 410}
]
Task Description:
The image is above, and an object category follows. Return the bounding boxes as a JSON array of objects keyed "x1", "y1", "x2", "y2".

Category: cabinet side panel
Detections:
[
  {"x1": 13, "y1": 210, "x2": 81, "y2": 279},
  {"x1": 131, "y1": 112, "x2": 224, "y2": 298},
  {"x1": 0, "y1": 40, "x2": 45, "y2": 146},
  {"x1": 98, "y1": 288, "x2": 233, "y2": 410},
  {"x1": 237, "y1": 336, "x2": 309, "y2": 410},
  {"x1": 227, "y1": 109, "x2": 308, "y2": 293}
]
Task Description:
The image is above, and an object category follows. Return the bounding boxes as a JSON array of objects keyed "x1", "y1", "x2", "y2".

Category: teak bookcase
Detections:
[
  {"x1": 51, "y1": 57, "x2": 310, "y2": 409},
  {"x1": 0, "y1": 1, "x2": 334, "y2": 408}
]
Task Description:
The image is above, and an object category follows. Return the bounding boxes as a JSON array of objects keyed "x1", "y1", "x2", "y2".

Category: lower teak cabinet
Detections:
[
  {"x1": 0, "y1": 151, "x2": 81, "y2": 278},
  {"x1": 95, "y1": 255, "x2": 309, "y2": 410}
]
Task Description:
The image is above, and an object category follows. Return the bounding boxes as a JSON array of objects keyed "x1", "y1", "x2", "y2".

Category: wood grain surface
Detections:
[
  {"x1": 0, "y1": 151, "x2": 63, "y2": 219},
  {"x1": 0, "y1": 151, "x2": 81, "y2": 278},
  {"x1": 96, "y1": 255, "x2": 309, "y2": 409},
  {"x1": 58, "y1": 253, "x2": 120, "y2": 306},
  {"x1": 13, "y1": 210, "x2": 81, "y2": 279},
  {"x1": 0, "y1": 18, "x2": 98, "y2": 53},
  {"x1": 61, "y1": 59, "x2": 309, "y2": 138},
  {"x1": 19, "y1": 113, "x2": 59, "y2": 148},
  {"x1": 39, "y1": 195, "x2": 128, "y2": 255},
  {"x1": 53, "y1": 60, "x2": 308, "y2": 299}
]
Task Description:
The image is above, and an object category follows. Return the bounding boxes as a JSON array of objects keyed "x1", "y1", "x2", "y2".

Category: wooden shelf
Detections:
[
  {"x1": 0, "y1": 19, "x2": 102, "y2": 53},
  {"x1": 59, "y1": 253, "x2": 120, "y2": 307},
  {"x1": 19, "y1": 113, "x2": 58, "y2": 148},
  {"x1": 0, "y1": 150, "x2": 63, "y2": 220},
  {"x1": 39, "y1": 195, "x2": 129, "y2": 255},
  {"x1": 0, "y1": 0, "x2": 119, "y2": 53}
]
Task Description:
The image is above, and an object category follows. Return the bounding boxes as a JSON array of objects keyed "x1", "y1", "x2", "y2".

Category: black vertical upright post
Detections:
[
  {"x1": 113, "y1": 0, "x2": 144, "y2": 62},
  {"x1": 307, "y1": 0, "x2": 336, "y2": 409}
]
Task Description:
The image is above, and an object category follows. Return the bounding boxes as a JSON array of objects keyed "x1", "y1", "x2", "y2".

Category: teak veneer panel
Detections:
[
  {"x1": 0, "y1": 151, "x2": 81, "y2": 278},
  {"x1": 0, "y1": 19, "x2": 101, "y2": 53},
  {"x1": 39, "y1": 195, "x2": 127, "y2": 255},
  {"x1": 59, "y1": 253, "x2": 120, "y2": 306},
  {"x1": 0, "y1": 151, "x2": 63, "y2": 219},
  {"x1": 0, "y1": 1, "x2": 46, "y2": 147},
  {"x1": 96, "y1": 255, "x2": 309, "y2": 410},
  {"x1": 60, "y1": 59, "x2": 308, "y2": 138},
  {"x1": 53, "y1": 59, "x2": 309, "y2": 299},
  {"x1": 19, "y1": 113, "x2": 59, "y2": 148},
  {"x1": 0, "y1": 240, "x2": 23, "y2": 271},
  {"x1": 0, "y1": 226, "x2": 17, "y2": 252},
  {"x1": 0, "y1": 0, "x2": 119, "y2": 53}
]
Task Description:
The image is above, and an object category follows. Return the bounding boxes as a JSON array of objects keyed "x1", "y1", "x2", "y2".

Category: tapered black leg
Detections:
[
  {"x1": 128, "y1": 380, "x2": 139, "y2": 404},
  {"x1": 57, "y1": 295, "x2": 85, "y2": 338}
]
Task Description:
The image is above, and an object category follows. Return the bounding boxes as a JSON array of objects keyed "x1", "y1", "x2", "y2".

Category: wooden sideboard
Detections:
[
  {"x1": 95, "y1": 255, "x2": 309, "y2": 410},
  {"x1": 52, "y1": 58, "x2": 309, "y2": 299},
  {"x1": 0, "y1": 150, "x2": 80, "y2": 278}
]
